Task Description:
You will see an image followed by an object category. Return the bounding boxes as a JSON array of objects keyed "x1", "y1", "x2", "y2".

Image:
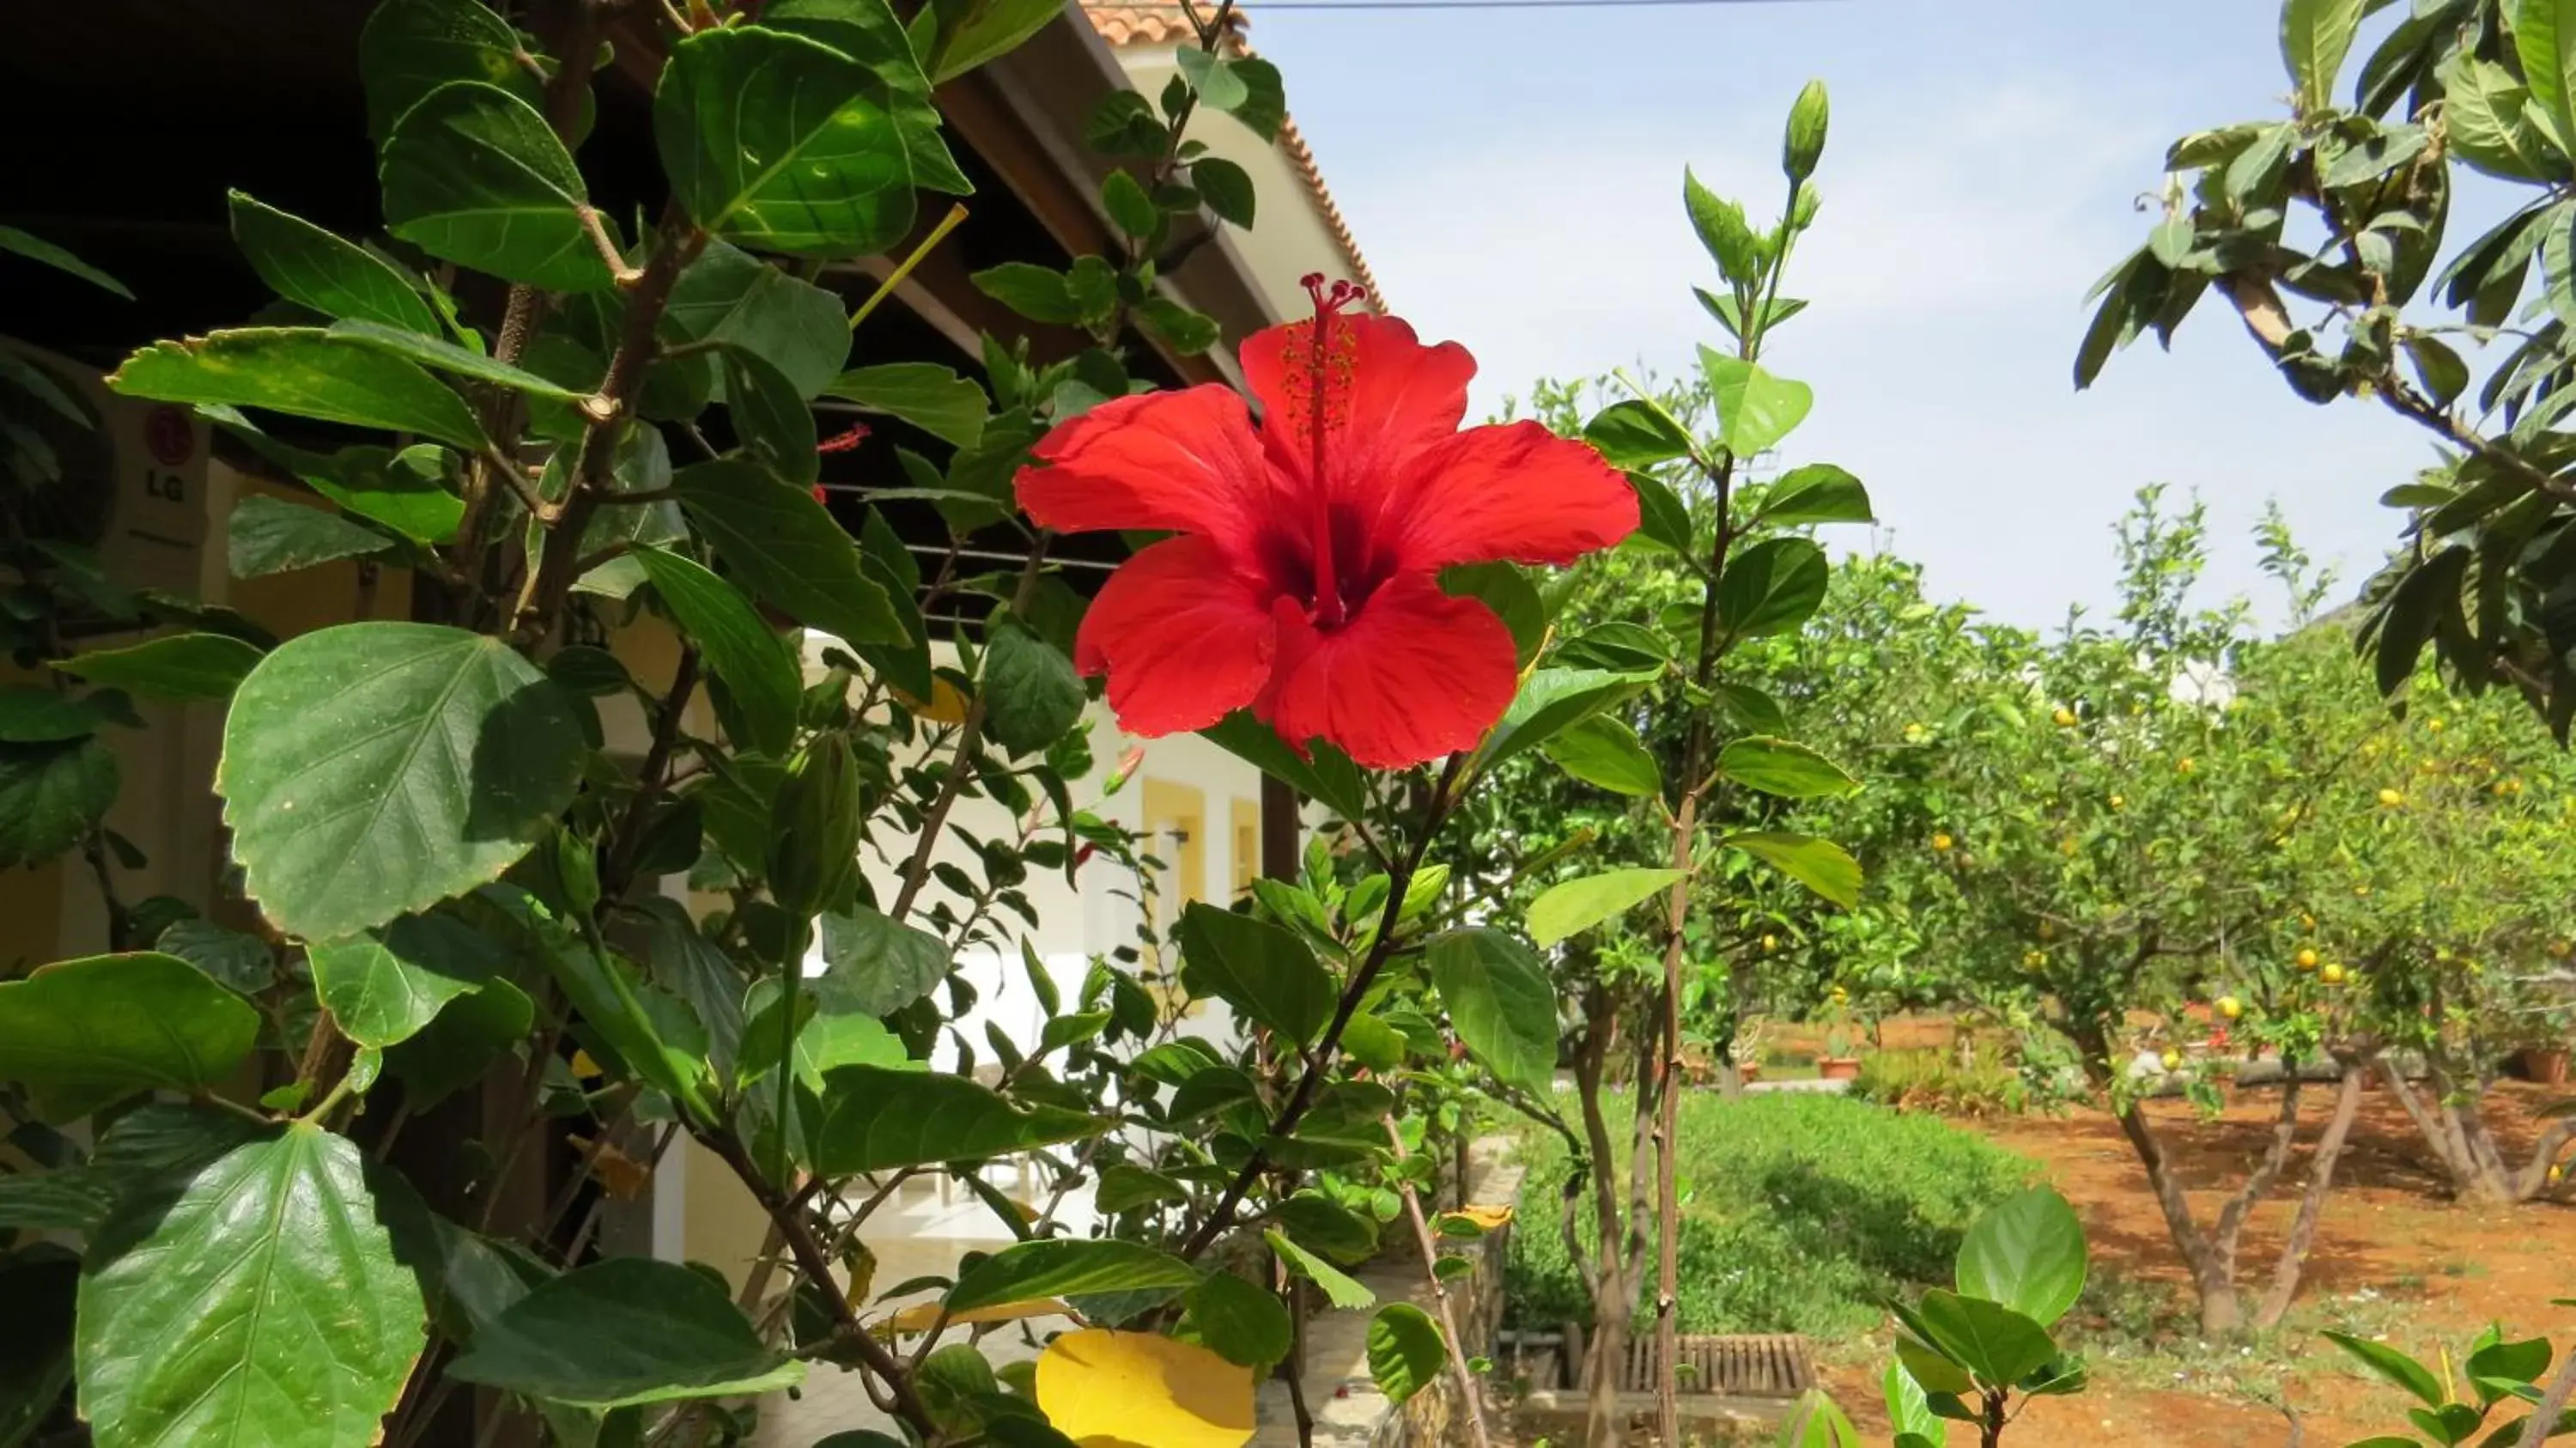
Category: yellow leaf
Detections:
[
  {"x1": 1443, "y1": 1203, "x2": 1515, "y2": 1232},
  {"x1": 1036, "y1": 1329, "x2": 1255, "y2": 1448},
  {"x1": 883, "y1": 1297, "x2": 1070, "y2": 1335},
  {"x1": 897, "y1": 677, "x2": 971, "y2": 725},
  {"x1": 569, "y1": 1049, "x2": 604, "y2": 1081}
]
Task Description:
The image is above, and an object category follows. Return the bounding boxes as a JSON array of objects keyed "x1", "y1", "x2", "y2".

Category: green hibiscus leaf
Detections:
[
  {"x1": 447, "y1": 1256, "x2": 802, "y2": 1408},
  {"x1": 109, "y1": 328, "x2": 486, "y2": 452},
  {"x1": 227, "y1": 192, "x2": 440, "y2": 336},
  {"x1": 655, "y1": 26, "x2": 915, "y2": 256},
  {"x1": 671, "y1": 459, "x2": 905, "y2": 647},
  {"x1": 810, "y1": 1065, "x2": 1103, "y2": 1173},
  {"x1": 228, "y1": 496, "x2": 397, "y2": 580},
  {"x1": 54, "y1": 633, "x2": 265, "y2": 702},
  {"x1": 0, "y1": 737, "x2": 118, "y2": 871},
  {"x1": 381, "y1": 79, "x2": 613, "y2": 292},
  {"x1": 220, "y1": 623, "x2": 586, "y2": 941},
  {"x1": 1426, "y1": 928, "x2": 1559, "y2": 1093},
  {"x1": 77, "y1": 1125, "x2": 427, "y2": 1448},
  {"x1": 0, "y1": 952, "x2": 260, "y2": 1119}
]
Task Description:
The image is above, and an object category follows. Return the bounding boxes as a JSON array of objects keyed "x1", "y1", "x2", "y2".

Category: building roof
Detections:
[{"x1": 1078, "y1": 2, "x2": 1383, "y2": 310}]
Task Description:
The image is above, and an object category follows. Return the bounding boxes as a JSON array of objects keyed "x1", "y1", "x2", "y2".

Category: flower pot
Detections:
[
  {"x1": 2522, "y1": 1048, "x2": 2572, "y2": 1086},
  {"x1": 1819, "y1": 1056, "x2": 1862, "y2": 1082}
]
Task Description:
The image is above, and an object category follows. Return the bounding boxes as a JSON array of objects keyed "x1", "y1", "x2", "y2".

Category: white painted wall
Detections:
[{"x1": 805, "y1": 638, "x2": 1273, "y2": 1062}]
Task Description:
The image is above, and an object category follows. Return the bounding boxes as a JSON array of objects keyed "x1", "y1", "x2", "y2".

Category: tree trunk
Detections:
[
  {"x1": 2255, "y1": 1065, "x2": 2366, "y2": 1329},
  {"x1": 2111, "y1": 1100, "x2": 2239, "y2": 1336},
  {"x1": 1650, "y1": 793, "x2": 1698, "y2": 1448},
  {"x1": 1573, "y1": 990, "x2": 1630, "y2": 1448},
  {"x1": 2210, "y1": 1066, "x2": 2306, "y2": 1287}
]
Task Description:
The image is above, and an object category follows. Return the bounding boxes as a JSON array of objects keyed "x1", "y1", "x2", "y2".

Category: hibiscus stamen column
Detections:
[{"x1": 1297, "y1": 272, "x2": 1364, "y2": 626}]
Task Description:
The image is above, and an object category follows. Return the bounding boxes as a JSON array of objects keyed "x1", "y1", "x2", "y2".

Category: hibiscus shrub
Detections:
[{"x1": 0, "y1": 0, "x2": 1739, "y2": 1441}]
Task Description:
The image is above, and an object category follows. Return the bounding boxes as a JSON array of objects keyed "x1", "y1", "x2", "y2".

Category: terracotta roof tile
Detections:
[{"x1": 1078, "y1": 2, "x2": 1382, "y2": 311}]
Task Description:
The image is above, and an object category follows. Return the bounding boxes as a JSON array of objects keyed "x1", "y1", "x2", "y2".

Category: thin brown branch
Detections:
[{"x1": 1382, "y1": 1114, "x2": 1493, "y2": 1448}]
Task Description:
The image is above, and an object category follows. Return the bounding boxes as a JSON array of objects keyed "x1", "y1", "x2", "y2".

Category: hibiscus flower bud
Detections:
[
  {"x1": 1783, "y1": 79, "x2": 1830, "y2": 184},
  {"x1": 1103, "y1": 745, "x2": 1146, "y2": 794},
  {"x1": 769, "y1": 733, "x2": 861, "y2": 919}
]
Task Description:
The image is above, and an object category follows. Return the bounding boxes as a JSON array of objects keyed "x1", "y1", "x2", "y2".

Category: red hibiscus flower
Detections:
[{"x1": 1013, "y1": 277, "x2": 1636, "y2": 769}]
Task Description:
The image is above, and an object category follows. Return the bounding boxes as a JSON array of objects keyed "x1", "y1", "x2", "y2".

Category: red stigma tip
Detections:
[
  {"x1": 1301, "y1": 273, "x2": 1364, "y2": 319},
  {"x1": 817, "y1": 421, "x2": 872, "y2": 454}
]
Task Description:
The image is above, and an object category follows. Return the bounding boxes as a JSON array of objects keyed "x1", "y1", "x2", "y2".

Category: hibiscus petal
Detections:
[
  {"x1": 1075, "y1": 535, "x2": 1277, "y2": 738},
  {"x1": 1385, "y1": 420, "x2": 1640, "y2": 569},
  {"x1": 1241, "y1": 313, "x2": 1475, "y2": 503},
  {"x1": 1257, "y1": 571, "x2": 1517, "y2": 770},
  {"x1": 1016, "y1": 386, "x2": 1280, "y2": 549}
]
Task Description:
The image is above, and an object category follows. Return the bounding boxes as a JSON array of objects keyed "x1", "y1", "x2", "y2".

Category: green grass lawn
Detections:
[{"x1": 1504, "y1": 1090, "x2": 2037, "y2": 1339}]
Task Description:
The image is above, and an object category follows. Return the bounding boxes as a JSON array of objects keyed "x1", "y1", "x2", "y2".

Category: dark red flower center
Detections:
[{"x1": 1278, "y1": 273, "x2": 1373, "y2": 630}]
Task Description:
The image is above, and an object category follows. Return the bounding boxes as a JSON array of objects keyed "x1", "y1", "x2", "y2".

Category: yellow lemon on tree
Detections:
[
  {"x1": 1761, "y1": 934, "x2": 1779, "y2": 954},
  {"x1": 2038, "y1": 921, "x2": 2057, "y2": 941},
  {"x1": 2300, "y1": 913, "x2": 2317, "y2": 933},
  {"x1": 1828, "y1": 985, "x2": 1849, "y2": 1006},
  {"x1": 2053, "y1": 706, "x2": 2078, "y2": 727},
  {"x1": 2022, "y1": 949, "x2": 2047, "y2": 970},
  {"x1": 1903, "y1": 721, "x2": 1926, "y2": 741},
  {"x1": 2551, "y1": 1164, "x2": 2565, "y2": 1184},
  {"x1": 2354, "y1": 884, "x2": 2372, "y2": 898},
  {"x1": 1931, "y1": 831, "x2": 1954, "y2": 852},
  {"x1": 2548, "y1": 939, "x2": 2573, "y2": 960},
  {"x1": 2428, "y1": 716, "x2": 2446, "y2": 732},
  {"x1": 2216, "y1": 995, "x2": 2243, "y2": 1020},
  {"x1": 2110, "y1": 793, "x2": 2127, "y2": 810},
  {"x1": 2177, "y1": 757, "x2": 2196, "y2": 774},
  {"x1": 2377, "y1": 788, "x2": 2404, "y2": 808},
  {"x1": 2059, "y1": 836, "x2": 2079, "y2": 856},
  {"x1": 2320, "y1": 963, "x2": 2347, "y2": 985},
  {"x1": 2294, "y1": 948, "x2": 2318, "y2": 970},
  {"x1": 2160, "y1": 1049, "x2": 2182, "y2": 1071}
]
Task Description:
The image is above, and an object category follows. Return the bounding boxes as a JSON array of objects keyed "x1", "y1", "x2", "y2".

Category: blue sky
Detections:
[{"x1": 1245, "y1": 0, "x2": 2463, "y2": 630}]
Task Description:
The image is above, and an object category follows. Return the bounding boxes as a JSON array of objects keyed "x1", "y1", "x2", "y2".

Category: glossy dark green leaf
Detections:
[
  {"x1": 1527, "y1": 869, "x2": 1684, "y2": 949},
  {"x1": 1216, "y1": 55, "x2": 1286, "y2": 142},
  {"x1": 220, "y1": 623, "x2": 585, "y2": 941},
  {"x1": 673, "y1": 460, "x2": 904, "y2": 646},
  {"x1": 947, "y1": 1239, "x2": 1198, "y2": 1312},
  {"x1": 1478, "y1": 666, "x2": 1657, "y2": 772},
  {"x1": 823, "y1": 362, "x2": 989, "y2": 448},
  {"x1": 1758, "y1": 463, "x2": 1874, "y2": 526},
  {"x1": 228, "y1": 495, "x2": 394, "y2": 579},
  {"x1": 78, "y1": 1125, "x2": 424, "y2": 1447},
  {"x1": 761, "y1": 0, "x2": 971, "y2": 195},
  {"x1": 1188, "y1": 1272, "x2": 1291, "y2": 1370},
  {"x1": 110, "y1": 328, "x2": 485, "y2": 451},
  {"x1": 816, "y1": 905, "x2": 951, "y2": 1016},
  {"x1": 723, "y1": 345, "x2": 821, "y2": 489},
  {"x1": 1441, "y1": 561, "x2": 1546, "y2": 662},
  {"x1": 665, "y1": 241, "x2": 850, "y2": 402},
  {"x1": 981, "y1": 616, "x2": 1084, "y2": 757},
  {"x1": 1912, "y1": 1290, "x2": 2056, "y2": 1389},
  {"x1": 447, "y1": 1256, "x2": 801, "y2": 1408},
  {"x1": 55, "y1": 632, "x2": 264, "y2": 702},
  {"x1": 1095, "y1": 1164, "x2": 1188, "y2": 1213},
  {"x1": 1366, "y1": 1303, "x2": 1446, "y2": 1405},
  {"x1": 656, "y1": 26, "x2": 914, "y2": 255},
  {"x1": 1716, "y1": 736, "x2": 1859, "y2": 799},
  {"x1": 1192, "y1": 156, "x2": 1256, "y2": 228},
  {"x1": 381, "y1": 80, "x2": 611, "y2": 292},
  {"x1": 307, "y1": 905, "x2": 514, "y2": 1049},
  {"x1": 1624, "y1": 469, "x2": 1696, "y2": 556},
  {"x1": 0, "y1": 736, "x2": 114, "y2": 872},
  {"x1": 970, "y1": 263, "x2": 1080, "y2": 325},
  {"x1": 1178, "y1": 902, "x2": 1334, "y2": 1045},
  {"x1": 1273, "y1": 1190, "x2": 1377, "y2": 1264},
  {"x1": 635, "y1": 547, "x2": 802, "y2": 757},
  {"x1": 228, "y1": 192, "x2": 439, "y2": 336},
  {"x1": 1954, "y1": 1186, "x2": 2087, "y2": 1328},
  {"x1": 1135, "y1": 296, "x2": 1221, "y2": 355},
  {"x1": 0, "y1": 688, "x2": 131, "y2": 746},
  {"x1": 1724, "y1": 830, "x2": 1861, "y2": 908},
  {"x1": 0, "y1": 952, "x2": 259, "y2": 1118},
  {"x1": 811, "y1": 1065, "x2": 1102, "y2": 1173},
  {"x1": 357, "y1": 0, "x2": 545, "y2": 138},
  {"x1": 1427, "y1": 928, "x2": 1558, "y2": 1092},
  {"x1": 2517, "y1": 0, "x2": 2576, "y2": 157},
  {"x1": 1717, "y1": 536, "x2": 1829, "y2": 640},
  {"x1": 1584, "y1": 399, "x2": 1695, "y2": 469}
]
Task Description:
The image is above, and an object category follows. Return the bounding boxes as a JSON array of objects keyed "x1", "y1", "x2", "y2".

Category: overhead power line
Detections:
[{"x1": 1119, "y1": 0, "x2": 1839, "y2": 9}]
